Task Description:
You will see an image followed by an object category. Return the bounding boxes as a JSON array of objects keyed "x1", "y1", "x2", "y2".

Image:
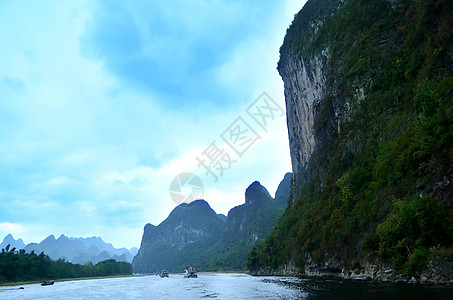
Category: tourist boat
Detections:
[
  {"x1": 41, "y1": 281, "x2": 54, "y2": 286},
  {"x1": 184, "y1": 267, "x2": 198, "y2": 278},
  {"x1": 160, "y1": 269, "x2": 169, "y2": 277}
]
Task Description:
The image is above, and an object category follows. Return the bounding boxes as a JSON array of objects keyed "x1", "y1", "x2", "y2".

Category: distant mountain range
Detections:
[
  {"x1": 0, "y1": 234, "x2": 137, "y2": 264},
  {"x1": 2, "y1": 173, "x2": 291, "y2": 271},
  {"x1": 0, "y1": 234, "x2": 25, "y2": 251},
  {"x1": 132, "y1": 173, "x2": 291, "y2": 273}
]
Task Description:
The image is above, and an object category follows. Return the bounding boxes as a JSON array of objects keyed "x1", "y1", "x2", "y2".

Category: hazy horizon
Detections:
[{"x1": 0, "y1": 0, "x2": 306, "y2": 249}]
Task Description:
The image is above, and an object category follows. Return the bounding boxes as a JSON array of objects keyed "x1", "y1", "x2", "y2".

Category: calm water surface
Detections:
[{"x1": 1, "y1": 273, "x2": 453, "y2": 299}]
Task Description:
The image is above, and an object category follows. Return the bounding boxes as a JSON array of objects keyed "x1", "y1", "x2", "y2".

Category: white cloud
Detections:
[
  {"x1": 0, "y1": 0, "x2": 303, "y2": 249},
  {"x1": 77, "y1": 201, "x2": 98, "y2": 214},
  {"x1": 0, "y1": 222, "x2": 24, "y2": 235}
]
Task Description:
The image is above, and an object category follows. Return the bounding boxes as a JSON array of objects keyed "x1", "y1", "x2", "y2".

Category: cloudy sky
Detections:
[{"x1": 0, "y1": 0, "x2": 305, "y2": 249}]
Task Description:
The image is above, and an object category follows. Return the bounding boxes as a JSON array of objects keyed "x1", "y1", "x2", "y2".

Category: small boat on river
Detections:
[
  {"x1": 41, "y1": 281, "x2": 54, "y2": 286},
  {"x1": 184, "y1": 267, "x2": 198, "y2": 278},
  {"x1": 160, "y1": 269, "x2": 169, "y2": 277}
]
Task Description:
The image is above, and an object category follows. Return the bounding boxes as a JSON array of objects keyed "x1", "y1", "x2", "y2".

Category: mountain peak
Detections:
[
  {"x1": 133, "y1": 199, "x2": 224, "y2": 273},
  {"x1": 1, "y1": 234, "x2": 26, "y2": 250},
  {"x1": 24, "y1": 235, "x2": 135, "y2": 264},
  {"x1": 44, "y1": 234, "x2": 56, "y2": 241},
  {"x1": 245, "y1": 181, "x2": 272, "y2": 205},
  {"x1": 179, "y1": 199, "x2": 209, "y2": 208},
  {"x1": 275, "y1": 172, "x2": 292, "y2": 207},
  {"x1": 57, "y1": 234, "x2": 68, "y2": 240},
  {"x1": 169, "y1": 199, "x2": 214, "y2": 218}
]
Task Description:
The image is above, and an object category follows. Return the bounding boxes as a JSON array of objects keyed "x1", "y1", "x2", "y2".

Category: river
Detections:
[{"x1": 1, "y1": 273, "x2": 453, "y2": 299}]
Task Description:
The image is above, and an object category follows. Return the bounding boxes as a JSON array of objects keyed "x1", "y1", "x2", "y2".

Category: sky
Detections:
[{"x1": 0, "y1": 0, "x2": 306, "y2": 249}]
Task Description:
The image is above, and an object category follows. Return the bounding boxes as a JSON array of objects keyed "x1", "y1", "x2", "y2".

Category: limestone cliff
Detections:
[
  {"x1": 133, "y1": 174, "x2": 291, "y2": 272},
  {"x1": 132, "y1": 200, "x2": 224, "y2": 273},
  {"x1": 249, "y1": 0, "x2": 453, "y2": 283},
  {"x1": 278, "y1": 0, "x2": 343, "y2": 205}
]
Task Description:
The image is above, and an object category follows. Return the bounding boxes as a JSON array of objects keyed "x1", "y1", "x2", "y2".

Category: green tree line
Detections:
[{"x1": 0, "y1": 245, "x2": 132, "y2": 283}]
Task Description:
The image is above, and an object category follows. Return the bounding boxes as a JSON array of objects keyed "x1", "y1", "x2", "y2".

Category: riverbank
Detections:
[
  {"x1": 252, "y1": 257, "x2": 453, "y2": 286},
  {"x1": 0, "y1": 274, "x2": 139, "y2": 287}
]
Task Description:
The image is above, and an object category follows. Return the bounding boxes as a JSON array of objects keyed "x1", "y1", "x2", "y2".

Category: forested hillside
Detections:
[
  {"x1": 249, "y1": 0, "x2": 453, "y2": 278},
  {"x1": 133, "y1": 175, "x2": 290, "y2": 273}
]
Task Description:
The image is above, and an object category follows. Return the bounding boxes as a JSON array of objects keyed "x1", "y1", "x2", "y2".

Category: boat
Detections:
[
  {"x1": 159, "y1": 269, "x2": 169, "y2": 277},
  {"x1": 41, "y1": 281, "x2": 54, "y2": 286},
  {"x1": 184, "y1": 267, "x2": 198, "y2": 278}
]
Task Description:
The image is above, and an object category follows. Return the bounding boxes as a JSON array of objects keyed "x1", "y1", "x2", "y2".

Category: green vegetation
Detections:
[
  {"x1": 136, "y1": 200, "x2": 285, "y2": 273},
  {"x1": 134, "y1": 181, "x2": 290, "y2": 273},
  {"x1": 206, "y1": 199, "x2": 285, "y2": 271},
  {"x1": 0, "y1": 245, "x2": 132, "y2": 283},
  {"x1": 132, "y1": 201, "x2": 227, "y2": 273},
  {"x1": 249, "y1": 0, "x2": 453, "y2": 276}
]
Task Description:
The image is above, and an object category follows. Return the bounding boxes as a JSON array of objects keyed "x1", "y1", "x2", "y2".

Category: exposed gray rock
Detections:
[
  {"x1": 279, "y1": 53, "x2": 328, "y2": 205},
  {"x1": 255, "y1": 256, "x2": 453, "y2": 285},
  {"x1": 277, "y1": 0, "x2": 347, "y2": 205},
  {"x1": 421, "y1": 257, "x2": 453, "y2": 284}
]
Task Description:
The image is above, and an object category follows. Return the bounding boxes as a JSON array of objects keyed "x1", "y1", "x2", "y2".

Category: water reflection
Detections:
[
  {"x1": 273, "y1": 276, "x2": 453, "y2": 300},
  {"x1": 1, "y1": 273, "x2": 453, "y2": 299}
]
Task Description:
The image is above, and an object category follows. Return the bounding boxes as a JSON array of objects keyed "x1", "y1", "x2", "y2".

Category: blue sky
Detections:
[{"x1": 0, "y1": 0, "x2": 306, "y2": 249}]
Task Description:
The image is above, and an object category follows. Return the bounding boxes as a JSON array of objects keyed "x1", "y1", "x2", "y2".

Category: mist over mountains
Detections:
[
  {"x1": 0, "y1": 234, "x2": 137, "y2": 264},
  {"x1": 2, "y1": 173, "x2": 291, "y2": 272}
]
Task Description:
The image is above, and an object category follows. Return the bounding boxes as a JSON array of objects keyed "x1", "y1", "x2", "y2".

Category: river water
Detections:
[{"x1": 1, "y1": 273, "x2": 453, "y2": 299}]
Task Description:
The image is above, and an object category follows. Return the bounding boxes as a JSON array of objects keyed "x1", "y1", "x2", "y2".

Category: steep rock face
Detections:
[
  {"x1": 278, "y1": 0, "x2": 343, "y2": 205},
  {"x1": 132, "y1": 200, "x2": 224, "y2": 273},
  {"x1": 280, "y1": 53, "x2": 327, "y2": 203},
  {"x1": 250, "y1": 0, "x2": 453, "y2": 281}
]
